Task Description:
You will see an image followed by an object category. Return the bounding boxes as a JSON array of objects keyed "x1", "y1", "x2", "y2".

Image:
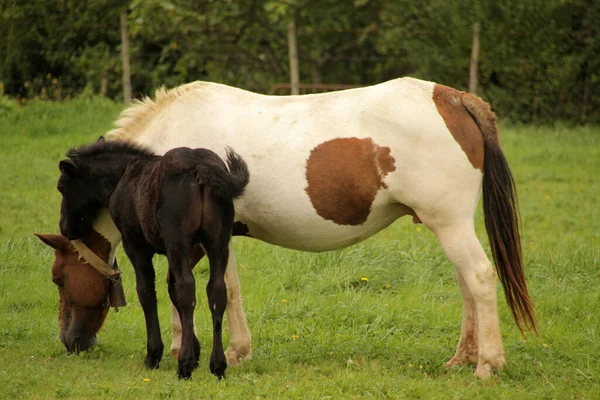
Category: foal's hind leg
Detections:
[
  {"x1": 432, "y1": 221, "x2": 505, "y2": 377},
  {"x1": 204, "y1": 242, "x2": 229, "y2": 379},
  {"x1": 166, "y1": 244, "x2": 200, "y2": 379},
  {"x1": 170, "y1": 242, "x2": 252, "y2": 366},
  {"x1": 169, "y1": 245, "x2": 204, "y2": 359}
]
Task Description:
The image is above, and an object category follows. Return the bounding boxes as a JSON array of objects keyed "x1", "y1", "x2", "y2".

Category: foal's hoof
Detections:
[
  {"x1": 177, "y1": 363, "x2": 195, "y2": 380},
  {"x1": 210, "y1": 359, "x2": 227, "y2": 380},
  {"x1": 144, "y1": 355, "x2": 162, "y2": 370}
]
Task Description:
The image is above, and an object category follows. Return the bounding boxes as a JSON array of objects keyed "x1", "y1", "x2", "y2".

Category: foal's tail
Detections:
[
  {"x1": 461, "y1": 93, "x2": 537, "y2": 335},
  {"x1": 197, "y1": 147, "x2": 249, "y2": 201}
]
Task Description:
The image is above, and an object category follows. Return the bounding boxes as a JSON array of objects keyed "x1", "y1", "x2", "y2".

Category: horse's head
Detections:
[
  {"x1": 57, "y1": 158, "x2": 103, "y2": 240},
  {"x1": 35, "y1": 232, "x2": 111, "y2": 353}
]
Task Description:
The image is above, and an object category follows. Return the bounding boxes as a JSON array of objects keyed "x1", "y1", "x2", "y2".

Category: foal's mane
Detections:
[
  {"x1": 106, "y1": 82, "x2": 210, "y2": 141},
  {"x1": 67, "y1": 140, "x2": 156, "y2": 161}
]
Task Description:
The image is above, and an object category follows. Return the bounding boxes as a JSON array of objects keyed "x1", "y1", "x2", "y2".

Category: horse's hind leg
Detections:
[
  {"x1": 445, "y1": 273, "x2": 479, "y2": 367},
  {"x1": 223, "y1": 242, "x2": 252, "y2": 366},
  {"x1": 431, "y1": 221, "x2": 505, "y2": 377}
]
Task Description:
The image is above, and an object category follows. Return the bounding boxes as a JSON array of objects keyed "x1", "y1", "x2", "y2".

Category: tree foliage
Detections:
[{"x1": 0, "y1": 0, "x2": 598, "y2": 123}]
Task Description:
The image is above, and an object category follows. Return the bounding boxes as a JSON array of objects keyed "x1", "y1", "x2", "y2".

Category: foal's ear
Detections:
[
  {"x1": 59, "y1": 159, "x2": 77, "y2": 176},
  {"x1": 34, "y1": 233, "x2": 71, "y2": 253},
  {"x1": 97, "y1": 136, "x2": 105, "y2": 142}
]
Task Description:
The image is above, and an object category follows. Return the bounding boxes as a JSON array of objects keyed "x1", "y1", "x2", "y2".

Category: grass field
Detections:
[{"x1": 0, "y1": 98, "x2": 598, "y2": 399}]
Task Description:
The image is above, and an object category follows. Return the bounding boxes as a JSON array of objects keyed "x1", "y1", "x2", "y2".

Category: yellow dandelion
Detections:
[
  {"x1": 282, "y1": 299, "x2": 288, "y2": 303},
  {"x1": 415, "y1": 227, "x2": 421, "y2": 232},
  {"x1": 408, "y1": 363, "x2": 413, "y2": 367},
  {"x1": 361, "y1": 277, "x2": 368, "y2": 281},
  {"x1": 385, "y1": 284, "x2": 391, "y2": 289},
  {"x1": 543, "y1": 343, "x2": 548, "y2": 348},
  {"x1": 292, "y1": 335, "x2": 299, "y2": 340},
  {"x1": 545, "y1": 194, "x2": 551, "y2": 200},
  {"x1": 419, "y1": 365, "x2": 423, "y2": 369},
  {"x1": 143, "y1": 378, "x2": 150, "y2": 382}
]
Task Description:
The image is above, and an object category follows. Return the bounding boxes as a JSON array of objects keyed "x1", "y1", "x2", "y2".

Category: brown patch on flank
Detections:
[
  {"x1": 433, "y1": 84, "x2": 484, "y2": 171},
  {"x1": 305, "y1": 137, "x2": 396, "y2": 226}
]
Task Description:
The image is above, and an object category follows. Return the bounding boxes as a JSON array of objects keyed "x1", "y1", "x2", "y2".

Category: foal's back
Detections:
[
  {"x1": 111, "y1": 146, "x2": 247, "y2": 252},
  {"x1": 160, "y1": 147, "x2": 227, "y2": 176}
]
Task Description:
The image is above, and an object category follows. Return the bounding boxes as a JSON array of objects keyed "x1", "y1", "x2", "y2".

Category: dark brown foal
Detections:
[{"x1": 57, "y1": 139, "x2": 249, "y2": 379}]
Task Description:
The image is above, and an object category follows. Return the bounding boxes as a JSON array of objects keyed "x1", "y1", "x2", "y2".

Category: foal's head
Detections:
[
  {"x1": 57, "y1": 158, "x2": 104, "y2": 240},
  {"x1": 58, "y1": 139, "x2": 156, "y2": 240},
  {"x1": 35, "y1": 232, "x2": 111, "y2": 353}
]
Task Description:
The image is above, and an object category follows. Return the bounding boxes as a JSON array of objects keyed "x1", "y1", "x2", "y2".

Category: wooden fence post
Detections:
[
  {"x1": 288, "y1": 19, "x2": 300, "y2": 95},
  {"x1": 120, "y1": 9, "x2": 132, "y2": 103},
  {"x1": 469, "y1": 22, "x2": 480, "y2": 94}
]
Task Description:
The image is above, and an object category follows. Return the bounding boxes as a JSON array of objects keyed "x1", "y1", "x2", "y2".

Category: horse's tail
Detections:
[
  {"x1": 196, "y1": 147, "x2": 249, "y2": 201},
  {"x1": 461, "y1": 92, "x2": 537, "y2": 335}
]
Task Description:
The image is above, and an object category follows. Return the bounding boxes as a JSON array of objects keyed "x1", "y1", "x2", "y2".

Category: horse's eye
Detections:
[{"x1": 52, "y1": 276, "x2": 65, "y2": 287}]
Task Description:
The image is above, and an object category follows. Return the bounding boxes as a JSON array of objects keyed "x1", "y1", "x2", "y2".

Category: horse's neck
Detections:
[{"x1": 92, "y1": 208, "x2": 122, "y2": 266}]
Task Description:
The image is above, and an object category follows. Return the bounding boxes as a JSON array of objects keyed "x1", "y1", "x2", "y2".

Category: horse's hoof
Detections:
[
  {"x1": 474, "y1": 363, "x2": 493, "y2": 378},
  {"x1": 445, "y1": 355, "x2": 477, "y2": 367},
  {"x1": 225, "y1": 346, "x2": 252, "y2": 366}
]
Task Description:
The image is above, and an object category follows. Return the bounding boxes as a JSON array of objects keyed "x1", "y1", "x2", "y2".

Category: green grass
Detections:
[{"x1": 0, "y1": 100, "x2": 598, "y2": 399}]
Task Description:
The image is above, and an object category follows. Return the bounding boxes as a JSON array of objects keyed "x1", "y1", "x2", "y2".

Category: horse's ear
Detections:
[
  {"x1": 59, "y1": 159, "x2": 77, "y2": 176},
  {"x1": 34, "y1": 233, "x2": 71, "y2": 253},
  {"x1": 97, "y1": 136, "x2": 105, "y2": 142}
]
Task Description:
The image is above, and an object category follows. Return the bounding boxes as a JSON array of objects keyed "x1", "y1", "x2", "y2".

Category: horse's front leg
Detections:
[
  {"x1": 205, "y1": 242, "x2": 229, "y2": 379},
  {"x1": 223, "y1": 242, "x2": 252, "y2": 366},
  {"x1": 125, "y1": 244, "x2": 164, "y2": 369},
  {"x1": 166, "y1": 245, "x2": 199, "y2": 379}
]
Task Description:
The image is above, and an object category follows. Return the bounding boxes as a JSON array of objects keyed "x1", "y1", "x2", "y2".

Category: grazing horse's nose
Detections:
[{"x1": 63, "y1": 333, "x2": 97, "y2": 354}]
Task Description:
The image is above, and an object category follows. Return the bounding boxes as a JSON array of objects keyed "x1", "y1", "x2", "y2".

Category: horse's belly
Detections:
[{"x1": 236, "y1": 199, "x2": 406, "y2": 252}]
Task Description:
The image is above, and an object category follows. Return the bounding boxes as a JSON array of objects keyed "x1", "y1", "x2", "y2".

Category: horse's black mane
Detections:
[{"x1": 66, "y1": 139, "x2": 156, "y2": 160}]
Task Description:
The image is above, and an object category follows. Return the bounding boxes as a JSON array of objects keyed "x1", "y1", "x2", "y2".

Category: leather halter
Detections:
[{"x1": 71, "y1": 239, "x2": 120, "y2": 280}]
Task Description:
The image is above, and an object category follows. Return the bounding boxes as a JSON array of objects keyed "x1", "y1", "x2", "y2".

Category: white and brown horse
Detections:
[{"x1": 71, "y1": 77, "x2": 535, "y2": 377}]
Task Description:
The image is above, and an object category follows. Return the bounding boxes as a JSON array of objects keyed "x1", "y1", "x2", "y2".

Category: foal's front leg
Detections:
[{"x1": 124, "y1": 244, "x2": 164, "y2": 369}]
